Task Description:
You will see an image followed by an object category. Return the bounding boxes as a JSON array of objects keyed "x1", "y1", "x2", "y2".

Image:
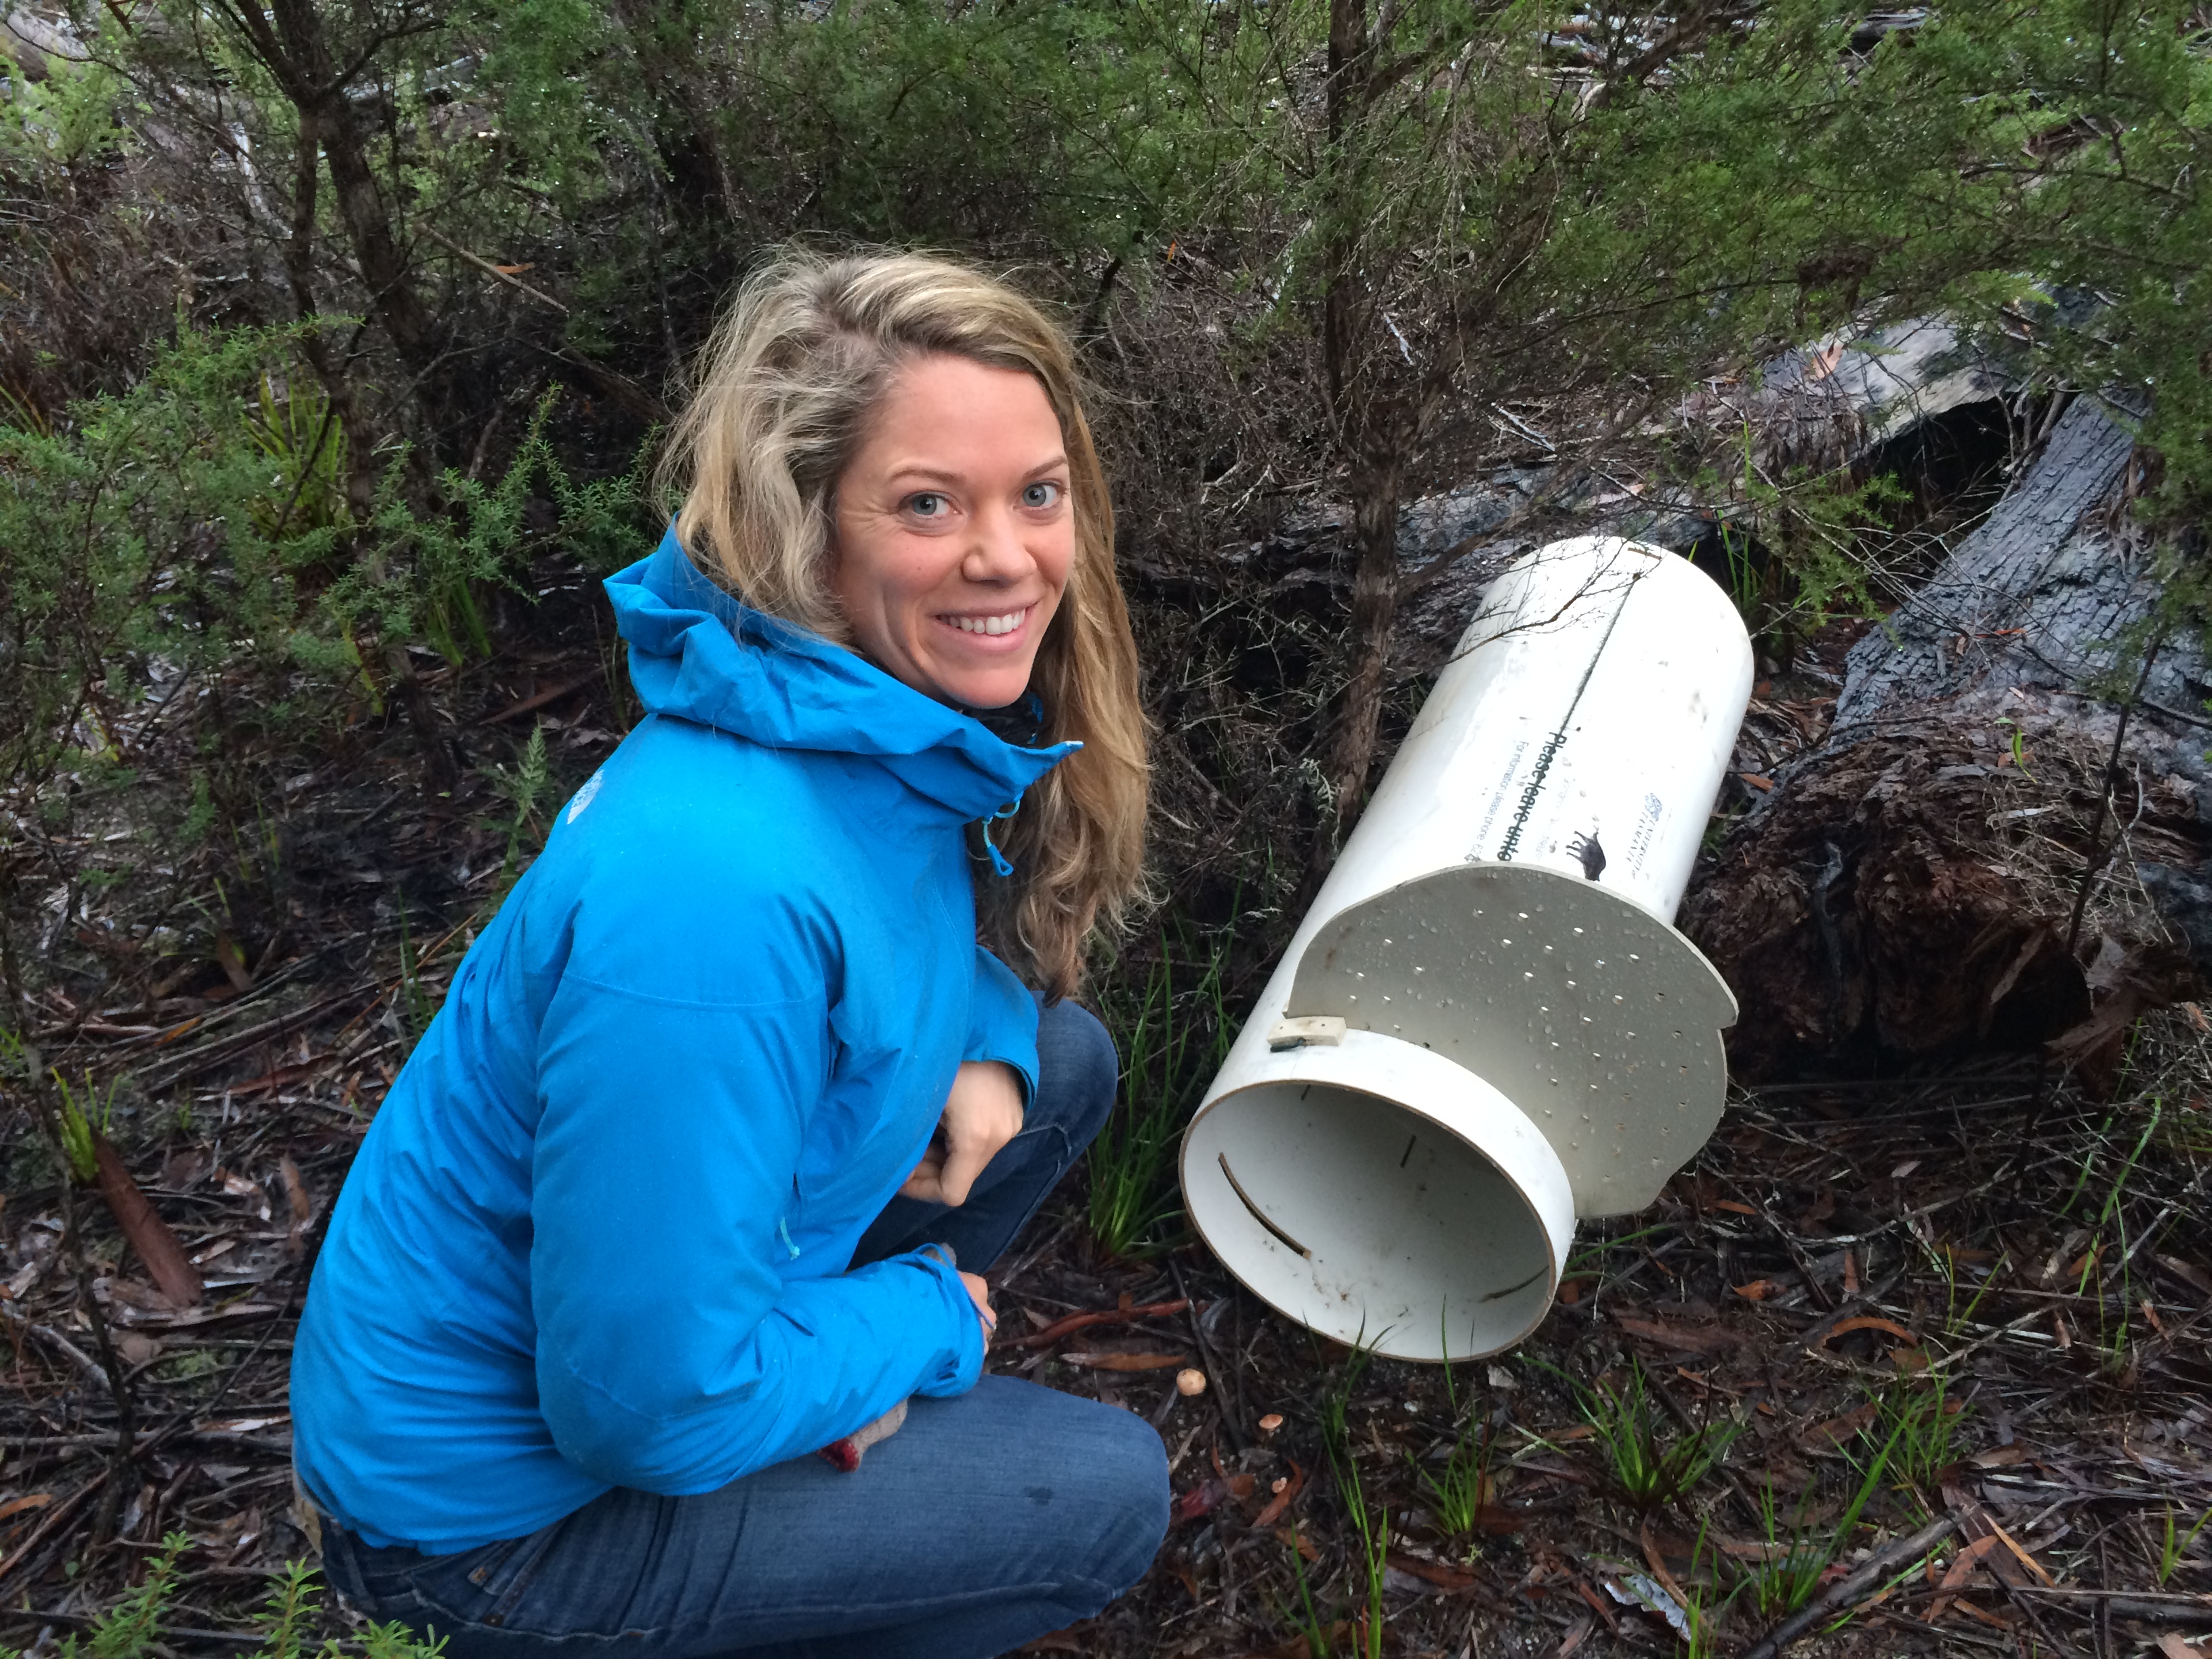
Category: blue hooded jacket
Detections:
[{"x1": 290, "y1": 530, "x2": 1076, "y2": 1554}]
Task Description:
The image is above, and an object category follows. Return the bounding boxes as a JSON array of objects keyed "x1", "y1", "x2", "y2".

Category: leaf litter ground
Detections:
[{"x1": 3, "y1": 645, "x2": 2211, "y2": 1659}]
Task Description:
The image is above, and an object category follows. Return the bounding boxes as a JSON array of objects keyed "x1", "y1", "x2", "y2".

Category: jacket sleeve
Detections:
[
  {"x1": 962, "y1": 944, "x2": 1041, "y2": 1105},
  {"x1": 528, "y1": 967, "x2": 986, "y2": 1496}
]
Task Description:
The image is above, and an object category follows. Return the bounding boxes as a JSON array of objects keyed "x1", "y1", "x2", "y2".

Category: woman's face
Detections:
[{"x1": 830, "y1": 353, "x2": 1075, "y2": 711}]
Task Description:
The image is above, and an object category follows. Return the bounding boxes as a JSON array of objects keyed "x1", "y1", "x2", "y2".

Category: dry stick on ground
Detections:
[
  {"x1": 1739, "y1": 1515, "x2": 1960, "y2": 1659},
  {"x1": 18, "y1": 1064, "x2": 140, "y2": 1549},
  {"x1": 1008, "y1": 1297, "x2": 1191, "y2": 1350},
  {"x1": 0, "y1": 1250, "x2": 306, "y2": 1599},
  {"x1": 1172, "y1": 1258, "x2": 1248, "y2": 1450}
]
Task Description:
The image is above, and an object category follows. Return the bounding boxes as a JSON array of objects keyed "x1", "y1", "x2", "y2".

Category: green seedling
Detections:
[
  {"x1": 1715, "y1": 518, "x2": 1761, "y2": 625},
  {"x1": 1679, "y1": 1517, "x2": 1738, "y2": 1659},
  {"x1": 1321, "y1": 1338, "x2": 1390, "y2": 1659},
  {"x1": 1866, "y1": 1372, "x2": 1965, "y2": 1500},
  {"x1": 2159, "y1": 1504, "x2": 2212, "y2": 1585},
  {"x1": 1414, "y1": 1315, "x2": 1498, "y2": 1544},
  {"x1": 1576, "y1": 1360, "x2": 1740, "y2": 1507},
  {"x1": 0, "y1": 1530, "x2": 447, "y2": 1659},
  {"x1": 1749, "y1": 1411, "x2": 1908, "y2": 1622},
  {"x1": 1934, "y1": 1243, "x2": 2004, "y2": 1340},
  {"x1": 50, "y1": 1067, "x2": 116, "y2": 1183},
  {"x1": 1565, "y1": 1223, "x2": 1675, "y2": 1279},
  {"x1": 1284, "y1": 1524, "x2": 1334, "y2": 1659},
  {"x1": 396, "y1": 905, "x2": 438, "y2": 1050},
  {"x1": 489, "y1": 723, "x2": 552, "y2": 880}
]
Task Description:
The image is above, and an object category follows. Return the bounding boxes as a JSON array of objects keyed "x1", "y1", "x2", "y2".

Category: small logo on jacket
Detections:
[{"x1": 566, "y1": 771, "x2": 605, "y2": 824}]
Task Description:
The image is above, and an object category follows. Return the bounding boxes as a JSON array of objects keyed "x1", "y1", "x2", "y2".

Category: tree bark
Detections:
[
  {"x1": 217, "y1": 0, "x2": 447, "y2": 434},
  {"x1": 1317, "y1": 449, "x2": 1408, "y2": 855},
  {"x1": 1680, "y1": 397, "x2": 2211, "y2": 1084},
  {"x1": 284, "y1": 106, "x2": 380, "y2": 518}
]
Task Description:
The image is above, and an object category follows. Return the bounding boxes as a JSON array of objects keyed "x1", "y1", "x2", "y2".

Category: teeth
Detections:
[{"x1": 947, "y1": 611, "x2": 1023, "y2": 636}]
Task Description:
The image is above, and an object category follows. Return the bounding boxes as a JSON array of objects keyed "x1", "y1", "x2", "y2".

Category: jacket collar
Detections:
[{"x1": 604, "y1": 527, "x2": 1078, "y2": 822}]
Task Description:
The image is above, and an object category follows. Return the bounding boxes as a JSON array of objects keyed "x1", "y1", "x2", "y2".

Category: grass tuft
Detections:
[{"x1": 1084, "y1": 918, "x2": 1237, "y2": 1257}]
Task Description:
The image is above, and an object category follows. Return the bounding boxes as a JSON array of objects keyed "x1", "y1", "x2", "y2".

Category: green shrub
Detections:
[
  {"x1": 0, "y1": 320, "x2": 646, "y2": 796},
  {"x1": 0, "y1": 1534, "x2": 444, "y2": 1659}
]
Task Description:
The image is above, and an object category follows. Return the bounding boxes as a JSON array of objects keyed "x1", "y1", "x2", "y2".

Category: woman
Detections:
[{"x1": 292, "y1": 251, "x2": 1167, "y2": 1658}]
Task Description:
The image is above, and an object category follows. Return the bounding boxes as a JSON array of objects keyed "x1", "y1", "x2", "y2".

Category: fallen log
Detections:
[{"x1": 1681, "y1": 395, "x2": 2210, "y2": 1082}]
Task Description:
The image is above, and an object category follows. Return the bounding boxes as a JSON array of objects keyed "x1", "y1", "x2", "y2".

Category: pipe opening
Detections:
[{"x1": 1185, "y1": 1071, "x2": 1563, "y2": 1361}]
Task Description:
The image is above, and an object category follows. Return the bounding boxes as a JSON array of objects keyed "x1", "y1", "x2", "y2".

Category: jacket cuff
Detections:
[
  {"x1": 904, "y1": 1246, "x2": 987, "y2": 1397},
  {"x1": 962, "y1": 946, "x2": 1040, "y2": 1106}
]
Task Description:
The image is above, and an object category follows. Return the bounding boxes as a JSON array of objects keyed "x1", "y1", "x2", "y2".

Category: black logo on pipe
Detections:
[{"x1": 1494, "y1": 562, "x2": 1645, "y2": 864}]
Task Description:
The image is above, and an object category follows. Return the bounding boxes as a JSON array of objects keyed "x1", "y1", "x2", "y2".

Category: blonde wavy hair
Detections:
[{"x1": 658, "y1": 248, "x2": 1148, "y2": 1000}]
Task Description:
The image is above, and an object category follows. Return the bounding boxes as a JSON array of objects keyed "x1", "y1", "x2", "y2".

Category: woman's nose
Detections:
[{"x1": 960, "y1": 504, "x2": 1034, "y2": 583}]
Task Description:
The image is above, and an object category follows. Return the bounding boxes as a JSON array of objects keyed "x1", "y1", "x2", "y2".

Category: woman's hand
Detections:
[
  {"x1": 899, "y1": 1061, "x2": 1023, "y2": 1208},
  {"x1": 958, "y1": 1270, "x2": 996, "y2": 1346}
]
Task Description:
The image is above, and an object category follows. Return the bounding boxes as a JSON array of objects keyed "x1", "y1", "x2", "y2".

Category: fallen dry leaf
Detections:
[
  {"x1": 0, "y1": 1493, "x2": 54, "y2": 1522},
  {"x1": 1170, "y1": 1473, "x2": 1254, "y2": 1525},
  {"x1": 1014, "y1": 1298, "x2": 1189, "y2": 1350},
  {"x1": 1927, "y1": 1534, "x2": 2002, "y2": 1620},
  {"x1": 1252, "y1": 1460, "x2": 1304, "y2": 1528},
  {"x1": 91, "y1": 1135, "x2": 203, "y2": 1309},
  {"x1": 1802, "y1": 1402, "x2": 1879, "y2": 1446},
  {"x1": 1955, "y1": 1598, "x2": 2017, "y2": 1631},
  {"x1": 1988, "y1": 1518, "x2": 2054, "y2": 1586},
  {"x1": 1060, "y1": 1350, "x2": 1191, "y2": 1372},
  {"x1": 280, "y1": 1155, "x2": 315, "y2": 1255},
  {"x1": 1387, "y1": 1551, "x2": 1477, "y2": 1593},
  {"x1": 1818, "y1": 1315, "x2": 1916, "y2": 1347},
  {"x1": 2159, "y1": 1635, "x2": 2208, "y2": 1659},
  {"x1": 1613, "y1": 1315, "x2": 1736, "y2": 1354},
  {"x1": 1732, "y1": 1279, "x2": 1777, "y2": 1301}
]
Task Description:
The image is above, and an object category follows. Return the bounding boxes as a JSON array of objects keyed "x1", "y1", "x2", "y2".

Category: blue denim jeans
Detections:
[{"x1": 319, "y1": 1000, "x2": 1166, "y2": 1659}]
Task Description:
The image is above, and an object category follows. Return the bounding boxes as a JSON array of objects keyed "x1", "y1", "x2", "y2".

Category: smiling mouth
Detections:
[{"x1": 942, "y1": 607, "x2": 1030, "y2": 637}]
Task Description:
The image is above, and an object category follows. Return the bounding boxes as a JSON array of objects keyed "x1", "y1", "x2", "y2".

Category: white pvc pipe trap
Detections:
[{"x1": 1180, "y1": 537, "x2": 1754, "y2": 1361}]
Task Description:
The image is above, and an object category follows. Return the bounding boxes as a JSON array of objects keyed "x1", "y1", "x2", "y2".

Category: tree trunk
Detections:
[
  {"x1": 1317, "y1": 449, "x2": 1408, "y2": 855},
  {"x1": 224, "y1": 0, "x2": 447, "y2": 437},
  {"x1": 284, "y1": 107, "x2": 379, "y2": 518},
  {"x1": 608, "y1": 0, "x2": 739, "y2": 222},
  {"x1": 311, "y1": 91, "x2": 441, "y2": 388}
]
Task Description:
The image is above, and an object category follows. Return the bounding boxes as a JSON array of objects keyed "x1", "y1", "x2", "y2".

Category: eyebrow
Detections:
[{"x1": 884, "y1": 455, "x2": 1069, "y2": 486}]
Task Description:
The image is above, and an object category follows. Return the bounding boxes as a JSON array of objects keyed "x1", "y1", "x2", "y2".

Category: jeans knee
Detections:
[
  {"x1": 1036, "y1": 998, "x2": 1118, "y2": 1153},
  {"x1": 1086, "y1": 1410, "x2": 1170, "y2": 1591}
]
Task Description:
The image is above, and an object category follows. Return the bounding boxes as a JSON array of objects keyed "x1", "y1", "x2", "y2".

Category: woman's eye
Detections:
[
  {"x1": 1021, "y1": 482, "x2": 1063, "y2": 510},
  {"x1": 905, "y1": 492, "x2": 948, "y2": 518}
]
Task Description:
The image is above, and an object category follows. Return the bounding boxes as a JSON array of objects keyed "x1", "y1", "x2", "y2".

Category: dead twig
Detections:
[{"x1": 1009, "y1": 1297, "x2": 1191, "y2": 1350}]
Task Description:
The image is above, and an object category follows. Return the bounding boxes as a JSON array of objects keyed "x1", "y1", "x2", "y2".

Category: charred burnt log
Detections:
[{"x1": 1681, "y1": 397, "x2": 2211, "y2": 1083}]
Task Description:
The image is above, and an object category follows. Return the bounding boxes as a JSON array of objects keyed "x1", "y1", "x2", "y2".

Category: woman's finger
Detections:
[{"x1": 935, "y1": 1132, "x2": 991, "y2": 1208}]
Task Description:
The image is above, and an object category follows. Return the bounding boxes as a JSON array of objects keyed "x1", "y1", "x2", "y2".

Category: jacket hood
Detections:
[{"x1": 604, "y1": 527, "x2": 1078, "y2": 822}]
